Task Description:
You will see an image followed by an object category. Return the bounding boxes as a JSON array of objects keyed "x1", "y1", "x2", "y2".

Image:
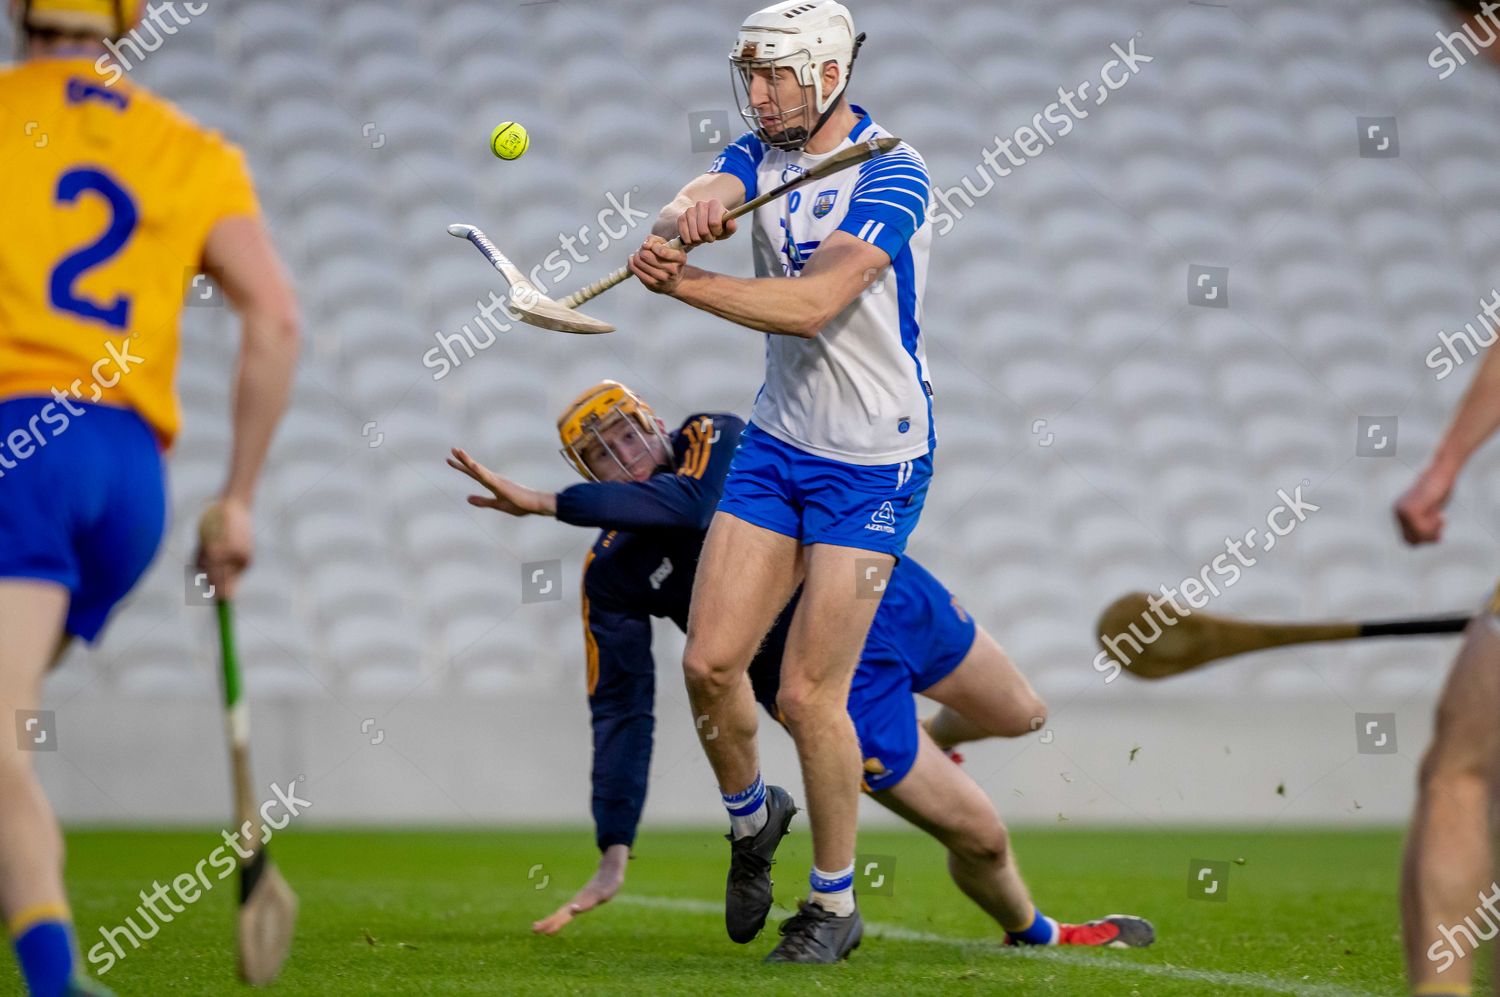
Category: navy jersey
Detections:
[
  {"x1": 568, "y1": 412, "x2": 970, "y2": 851},
  {"x1": 562, "y1": 412, "x2": 779, "y2": 850}
]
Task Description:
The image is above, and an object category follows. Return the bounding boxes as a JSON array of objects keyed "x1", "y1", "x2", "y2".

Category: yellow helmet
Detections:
[
  {"x1": 11, "y1": 0, "x2": 143, "y2": 37},
  {"x1": 557, "y1": 380, "x2": 666, "y2": 481}
]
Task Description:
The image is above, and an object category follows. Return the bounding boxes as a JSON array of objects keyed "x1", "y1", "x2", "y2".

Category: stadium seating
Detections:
[{"x1": 8, "y1": 0, "x2": 1492, "y2": 712}]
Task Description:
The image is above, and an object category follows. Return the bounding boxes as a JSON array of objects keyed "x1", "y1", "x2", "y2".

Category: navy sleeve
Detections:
[
  {"x1": 555, "y1": 414, "x2": 745, "y2": 532},
  {"x1": 583, "y1": 548, "x2": 657, "y2": 852}
]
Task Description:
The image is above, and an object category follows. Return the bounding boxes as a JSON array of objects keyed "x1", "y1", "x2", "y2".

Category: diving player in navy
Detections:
[{"x1": 447, "y1": 381, "x2": 1154, "y2": 953}]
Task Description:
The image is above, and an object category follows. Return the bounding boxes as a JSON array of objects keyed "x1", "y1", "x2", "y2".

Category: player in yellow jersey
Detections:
[{"x1": 0, "y1": 3, "x2": 299, "y2": 994}]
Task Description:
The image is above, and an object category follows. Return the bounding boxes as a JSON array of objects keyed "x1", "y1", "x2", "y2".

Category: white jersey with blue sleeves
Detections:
[{"x1": 709, "y1": 106, "x2": 934, "y2": 466}]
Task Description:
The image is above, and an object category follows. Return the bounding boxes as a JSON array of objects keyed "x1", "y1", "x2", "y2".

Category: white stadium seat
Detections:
[{"x1": 231, "y1": 3, "x2": 325, "y2": 55}]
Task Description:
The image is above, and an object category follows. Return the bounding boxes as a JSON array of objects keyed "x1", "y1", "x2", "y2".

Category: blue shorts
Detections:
[
  {"x1": 716, "y1": 423, "x2": 933, "y2": 557},
  {"x1": 0, "y1": 397, "x2": 167, "y2": 643},
  {"x1": 849, "y1": 558, "x2": 977, "y2": 792}
]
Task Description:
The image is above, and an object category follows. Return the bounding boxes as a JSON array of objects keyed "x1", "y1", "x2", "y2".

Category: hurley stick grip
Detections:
[
  {"x1": 563, "y1": 232, "x2": 690, "y2": 309},
  {"x1": 467, "y1": 229, "x2": 507, "y2": 270}
]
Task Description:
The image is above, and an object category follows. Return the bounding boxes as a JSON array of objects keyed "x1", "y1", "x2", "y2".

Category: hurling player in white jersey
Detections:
[{"x1": 627, "y1": 0, "x2": 933, "y2": 964}]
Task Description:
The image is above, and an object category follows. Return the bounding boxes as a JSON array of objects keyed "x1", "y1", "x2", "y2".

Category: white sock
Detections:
[
  {"x1": 723, "y1": 774, "x2": 769, "y2": 840},
  {"x1": 729, "y1": 804, "x2": 768, "y2": 839},
  {"x1": 808, "y1": 863, "x2": 856, "y2": 916}
]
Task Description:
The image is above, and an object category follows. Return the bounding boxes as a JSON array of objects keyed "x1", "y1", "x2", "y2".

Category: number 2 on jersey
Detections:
[{"x1": 49, "y1": 168, "x2": 138, "y2": 330}]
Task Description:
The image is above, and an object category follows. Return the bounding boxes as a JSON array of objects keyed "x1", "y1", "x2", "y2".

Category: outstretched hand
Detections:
[{"x1": 447, "y1": 448, "x2": 556, "y2": 517}]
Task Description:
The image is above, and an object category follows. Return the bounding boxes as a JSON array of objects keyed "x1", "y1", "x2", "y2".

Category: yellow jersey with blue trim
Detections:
[{"x1": 0, "y1": 57, "x2": 261, "y2": 445}]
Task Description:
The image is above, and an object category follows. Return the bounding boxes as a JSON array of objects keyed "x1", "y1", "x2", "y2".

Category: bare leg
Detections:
[
  {"x1": 682, "y1": 512, "x2": 801, "y2": 797},
  {"x1": 778, "y1": 544, "x2": 891, "y2": 878},
  {"x1": 0, "y1": 581, "x2": 71, "y2": 929},
  {"x1": 921, "y1": 626, "x2": 1046, "y2": 749},
  {"x1": 874, "y1": 729, "x2": 1034, "y2": 929},
  {"x1": 1403, "y1": 617, "x2": 1500, "y2": 995}
]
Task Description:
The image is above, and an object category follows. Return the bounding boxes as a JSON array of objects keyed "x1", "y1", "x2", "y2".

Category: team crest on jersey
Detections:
[
  {"x1": 812, "y1": 189, "x2": 838, "y2": 218},
  {"x1": 865, "y1": 501, "x2": 897, "y2": 534}
]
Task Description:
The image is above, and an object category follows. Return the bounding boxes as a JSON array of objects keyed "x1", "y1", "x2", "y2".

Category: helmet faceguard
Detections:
[
  {"x1": 729, "y1": 1, "x2": 864, "y2": 152},
  {"x1": 557, "y1": 380, "x2": 671, "y2": 482}
]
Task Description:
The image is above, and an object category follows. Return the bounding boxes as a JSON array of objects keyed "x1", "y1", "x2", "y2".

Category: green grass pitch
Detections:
[{"x1": 3, "y1": 826, "x2": 1468, "y2": 995}]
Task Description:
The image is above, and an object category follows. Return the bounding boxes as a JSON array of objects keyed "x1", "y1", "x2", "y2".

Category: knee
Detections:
[
  {"x1": 682, "y1": 642, "x2": 740, "y2": 700},
  {"x1": 0, "y1": 750, "x2": 62, "y2": 847},
  {"x1": 1416, "y1": 735, "x2": 1500, "y2": 813},
  {"x1": 0, "y1": 748, "x2": 35, "y2": 783},
  {"x1": 1418, "y1": 744, "x2": 1490, "y2": 798},
  {"x1": 775, "y1": 680, "x2": 846, "y2": 732},
  {"x1": 948, "y1": 817, "x2": 1011, "y2": 867},
  {"x1": 980, "y1": 694, "x2": 1046, "y2": 740},
  {"x1": 1029, "y1": 693, "x2": 1048, "y2": 726},
  {"x1": 1018, "y1": 697, "x2": 1048, "y2": 737}
]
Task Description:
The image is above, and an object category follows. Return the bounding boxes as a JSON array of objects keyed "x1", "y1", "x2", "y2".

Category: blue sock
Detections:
[
  {"x1": 13, "y1": 917, "x2": 76, "y2": 997},
  {"x1": 808, "y1": 864, "x2": 856, "y2": 914},
  {"x1": 809, "y1": 865, "x2": 854, "y2": 894},
  {"x1": 723, "y1": 772, "x2": 767, "y2": 839},
  {"x1": 1006, "y1": 908, "x2": 1059, "y2": 946}
]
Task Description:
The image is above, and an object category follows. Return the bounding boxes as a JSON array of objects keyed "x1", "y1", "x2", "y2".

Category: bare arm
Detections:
[
  {"x1": 652, "y1": 173, "x2": 746, "y2": 241},
  {"x1": 631, "y1": 231, "x2": 889, "y2": 338},
  {"x1": 1394, "y1": 342, "x2": 1500, "y2": 544},
  {"x1": 1430, "y1": 348, "x2": 1500, "y2": 476},
  {"x1": 195, "y1": 216, "x2": 301, "y2": 597}
]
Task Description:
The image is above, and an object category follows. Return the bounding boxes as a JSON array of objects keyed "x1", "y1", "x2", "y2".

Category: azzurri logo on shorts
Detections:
[{"x1": 866, "y1": 501, "x2": 897, "y2": 535}]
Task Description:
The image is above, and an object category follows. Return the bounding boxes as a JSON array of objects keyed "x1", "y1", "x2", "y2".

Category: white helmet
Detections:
[{"x1": 729, "y1": 0, "x2": 865, "y2": 151}]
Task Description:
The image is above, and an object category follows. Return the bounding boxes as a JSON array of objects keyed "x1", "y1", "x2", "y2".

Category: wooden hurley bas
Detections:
[{"x1": 1095, "y1": 591, "x2": 1473, "y2": 680}]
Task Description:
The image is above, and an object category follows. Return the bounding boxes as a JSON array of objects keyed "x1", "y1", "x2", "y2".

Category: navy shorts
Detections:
[
  {"x1": 716, "y1": 423, "x2": 933, "y2": 558},
  {"x1": 849, "y1": 558, "x2": 977, "y2": 792},
  {"x1": 0, "y1": 396, "x2": 167, "y2": 642}
]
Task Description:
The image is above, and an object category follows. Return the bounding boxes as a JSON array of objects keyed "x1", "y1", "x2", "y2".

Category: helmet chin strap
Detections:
[
  {"x1": 794, "y1": 99, "x2": 844, "y2": 149},
  {"x1": 758, "y1": 32, "x2": 864, "y2": 152},
  {"x1": 758, "y1": 99, "x2": 836, "y2": 151}
]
